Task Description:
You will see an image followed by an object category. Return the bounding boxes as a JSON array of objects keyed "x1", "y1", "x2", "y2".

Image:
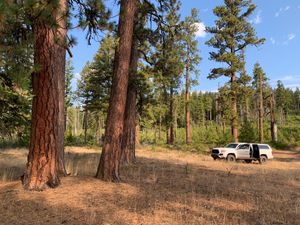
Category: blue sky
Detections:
[{"x1": 69, "y1": 0, "x2": 300, "y2": 92}]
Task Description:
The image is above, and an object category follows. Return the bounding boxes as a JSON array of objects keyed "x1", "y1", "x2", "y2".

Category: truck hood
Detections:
[{"x1": 213, "y1": 147, "x2": 234, "y2": 151}]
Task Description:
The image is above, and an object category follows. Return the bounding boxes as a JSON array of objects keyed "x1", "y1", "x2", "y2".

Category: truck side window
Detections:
[{"x1": 238, "y1": 144, "x2": 250, "y2": 150}]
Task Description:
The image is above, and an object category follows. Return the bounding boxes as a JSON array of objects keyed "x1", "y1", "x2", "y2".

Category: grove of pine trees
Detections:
[{"x1": 1, "y1": 0, "x2": 300, "y2": 191}]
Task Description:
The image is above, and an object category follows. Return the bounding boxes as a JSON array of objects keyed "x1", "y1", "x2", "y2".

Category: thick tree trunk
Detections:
[
  {"x1": 121, "y1": 37, "x2": 139, "y2": 164},
  {"x1": 22, "y1": 1, "x2": 68, "y2": 190},
  {"x1": 270, "y1": 92, "x2": 278, "y2": 142},
  {"x1": 22, "y1": 21, "x2": 61, "y2": 191},
  {"x1": 185, "y1": 48, "x2": 191, "y2": 144},
  {"x1": 96, "y1": 0, "x2": 136, "y2": 181},
  {"x1": 231, "y1": 74, "x2": 239, "y2": 143},
  {"x1": 56, "y1": 0, "x2": 68, "y2": 176}
]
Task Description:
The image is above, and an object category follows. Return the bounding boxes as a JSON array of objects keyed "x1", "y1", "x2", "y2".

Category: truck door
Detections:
[
  {"x1": 252, "y1": 144, "x2": 260, "y2": 159},
  {"x1": 237, "y1": 144, "x2": 250, "y2": 159}
]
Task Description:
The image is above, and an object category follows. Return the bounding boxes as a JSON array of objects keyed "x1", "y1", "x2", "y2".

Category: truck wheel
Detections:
[
  {"x1": 259, "y1": 155, "x2": 267, "y2": 164},
  {"x1": 245, "y1": 160, "x2": 252, "y2": 164},
  {"x1": 226, "y1": 154, "x2": 236, "y2": 162}
]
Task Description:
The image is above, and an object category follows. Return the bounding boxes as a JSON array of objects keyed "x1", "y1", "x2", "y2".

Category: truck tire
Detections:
[
  {"x1": 259, "y1": 155, "x2": 267, "y2": 164},
  {"x1": 226, "y1": 154, "x2": 236, "y2": 162}
]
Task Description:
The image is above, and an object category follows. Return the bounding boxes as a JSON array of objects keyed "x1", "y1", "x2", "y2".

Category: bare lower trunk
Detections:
[
  {"x1": 22, "y1": 21, "x2": 61, "y2": 191},
  {"x1": 83, "y1": 109, "x2": 88, "y2": 144},
  {"x1": 121, "y1": 37, "x2": 139, "y2": 164},
  {"x1": 185, "y1": 58, "x2": 191, "y2": 144},
  {"x1": 96, "y1": 0, "x2": 137, "y2": 181},
  {"x1": 168, "y1": 87, "x2": 175, "y2": 145},
  {"x1": 258, "y1": 76, "x2": 264, "y2": 143},
  {"x1": 270, "y1": 92, "x2": 278, "y2": 142},
  {"x1": 22, "y1": 1, "x2": 68, "y2": 189},
  {"x1": 231, "y1": 74, "x2": 238, "y2": 143},
  {"x1": 135, "y1": 125, "x2": 139, "y2": 145},
  {"x1": 167, "y1": 128, "x2": 171, "y2": 144},
  {"x1": 95, "y1": 114, "x2": 100, "y2": 144},
  {"x1": 245, "y1": 97, "x2": 249, "y2": 122},
  {"x1": 158, "y1": 113, "x2": 162, "y2": 140},
  {"x1": 56, "y1": 0, "x2": 67, "y2": 176}
]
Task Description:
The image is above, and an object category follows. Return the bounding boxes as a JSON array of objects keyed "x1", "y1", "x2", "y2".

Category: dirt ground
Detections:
[{"x1": 0, "y1": 146, "x2": 299, "y2": 225}]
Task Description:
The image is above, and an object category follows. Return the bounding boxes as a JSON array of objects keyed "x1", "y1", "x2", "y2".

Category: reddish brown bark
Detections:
[
  {"x1": 96, "y1": 0, "x2": 137, "y2": 181},
  {"x1": 22, "y1": 21, "x2": 60, "y2": 191},
  {"x1": 22, "y1": 1, "x2": 68, "y2": 190},
  {"x1": 56, "y1": 0, "x2": 68, "y2": 176},
  {"x1": 121, "y1": 37, "x2": 139, "y2": 164}
]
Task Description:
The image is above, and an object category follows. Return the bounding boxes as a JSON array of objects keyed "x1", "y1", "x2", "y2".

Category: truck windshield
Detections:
[{"x1": 226, "y1": 144, "x2": 238, "y2": 148}]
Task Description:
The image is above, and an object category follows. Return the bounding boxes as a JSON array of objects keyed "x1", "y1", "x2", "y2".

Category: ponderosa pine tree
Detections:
[
  {"x1": 96, "y1": 0, "x2": 137, "y2": 181},
  {"x1": 121, "y1": 0, "x2": 160, "y2": 163},
  {"x1": 121, "y1": 0, "x2": 149, "y2": 164},
  {"x1": 206, "y1": 0, "x2": 265, "y2": 142},
  {"x1": 275, "y1": 81, "x2": 292, "y2": 123},
  {"x1": 252, "y1": 63, "x2": 268, "y2": 143},
  {"x1": 121, "y1": 36, "x2": 139, "y2": 164},
  {"x1": 15, "y1": 0, "x2": 110, "y2": 190},
  {"x1": 22, "y1": 0, "x2": 68, "y2": 189},
  {"x1": 77, "y1": 34, "x2": 115, "y2": 144},
  {"x1": 152, "y1": 0, "x2": 185, "y2": 145},
  {"x1": 182, "y1": 9, "x2": 201, "y2": 144},
  {"x1": 238, "y1": 50, "x2": 253, "y2": 123},
  {"x1": 269, "y1": 91, "x2": 278, "y2": 142},
  {"x1": 77, "y1": 35, "x2": 115, "y2": 112}
]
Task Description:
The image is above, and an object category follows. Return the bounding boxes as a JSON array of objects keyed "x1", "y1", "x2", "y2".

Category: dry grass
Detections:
[{"x1": 0, "y1": 146, "x2": 299, "y2": 225}]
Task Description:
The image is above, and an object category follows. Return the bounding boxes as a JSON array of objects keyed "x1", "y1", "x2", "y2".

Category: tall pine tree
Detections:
[{"x1": 206, "y1": 0, "x2": 264, "y2": 142}]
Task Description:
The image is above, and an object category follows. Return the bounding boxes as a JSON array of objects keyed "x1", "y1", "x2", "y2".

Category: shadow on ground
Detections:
[{"x1": 0, "y1": 149, "x2": 299, "y2": 225}]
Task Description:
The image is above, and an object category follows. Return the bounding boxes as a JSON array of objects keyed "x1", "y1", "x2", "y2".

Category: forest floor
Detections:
[{"x1": 0, "y1": 146, "x2": 299, "y2": 225}]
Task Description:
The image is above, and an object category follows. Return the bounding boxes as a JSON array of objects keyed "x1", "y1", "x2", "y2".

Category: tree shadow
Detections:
[{"x1": 0, "y1": 150, "x2": 299, "y2": 225}]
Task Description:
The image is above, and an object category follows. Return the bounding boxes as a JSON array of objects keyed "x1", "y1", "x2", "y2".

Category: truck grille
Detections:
[{"x1": 212, "y1": 149, "x2": 219, "y2": 154}]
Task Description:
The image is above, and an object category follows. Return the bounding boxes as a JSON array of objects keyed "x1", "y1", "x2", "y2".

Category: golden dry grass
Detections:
[{"x1": 0, "y1": 146, "x2": 299, "y2": 225}]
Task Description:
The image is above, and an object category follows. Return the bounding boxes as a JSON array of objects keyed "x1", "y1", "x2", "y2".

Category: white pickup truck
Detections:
[{"x1": 211, "y1": 143, "x2": 274, "y2": 163}]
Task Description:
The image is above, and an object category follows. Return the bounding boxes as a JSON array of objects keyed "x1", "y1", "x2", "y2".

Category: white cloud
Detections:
[
  {"x1": 275, "y1": 5, "x2": 290, "y2": 17},
  {"x1": 194, "y1": 22, "x2": 207, "y2": 38},
  {"x1": 271, "y1": 75, "x2": 300, "y2": 84},
  {"x1": 285, "y1": 84, "x2": 300, "y2": 90},
  {"x1": 283, "y1": 33, "x2": 296, "y2": 45},
  {"x1": 270, "y1": 37, "x2": 276, "y2": 44},
  {"x1": 288, "y1": 33, "x2": 296, "y2": 40},
  {"x1": 281, "y1": 75, "x2": 300, "y2": 81}
]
